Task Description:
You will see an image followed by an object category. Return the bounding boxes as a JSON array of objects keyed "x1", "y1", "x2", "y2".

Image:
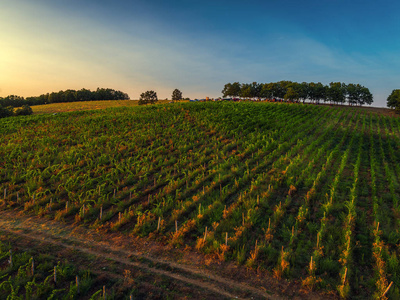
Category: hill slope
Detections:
[{"x1": 1, "y1": 102, "x2": 399, "y2": 299}]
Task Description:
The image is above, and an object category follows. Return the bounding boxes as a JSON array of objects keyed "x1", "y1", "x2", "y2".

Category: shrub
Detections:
[
  {"x1": 14, "y1": 105, "x2": 33, "y2": 116},
  {"x1": 0, "y1": 106, "x2": 14, "y2": 118}
]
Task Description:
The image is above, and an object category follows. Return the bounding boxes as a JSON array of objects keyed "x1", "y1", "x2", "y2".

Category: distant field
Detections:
[
  {"x1": 31, "y1": 99, "x2": 173, "y2": 114},
  {"x1": 31, "y1": 99, "x2": 394, "y2": 117},
  {"x1": 1, "y1": 101, "x2": 400, "y2": 299}
]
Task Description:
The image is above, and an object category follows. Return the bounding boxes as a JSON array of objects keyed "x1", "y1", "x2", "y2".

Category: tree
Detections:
[
  {"x1": 114, "y1": 90, "x2": 130, "y2": 100},
  {"x1": 0, "y1": 95, "x2": 25, "y2": 107},
  {"x1": 265, "y1": 82, "x2": 281, "y2": 99},
  {"x1": 63, "y1": 89, "x2": 77, "y2": 102},
  {"x1": 274, "y1": 81, "x2": 292, "y2": 99},
  {"x1": 284, "y1": 87, "x2": 299, "y2": 102},
  {"x1": 387, "y1": 89, "x2": 400, "y2": 112},
  {"x1": 296, "y1": 82, "x2": 309, "y2": 103},
  {"x1": 139, "y1": 90, "x2": 158, "y2": 105},
  {"x1": 250, "y1": 82, "x2": 262, "y2": 99},
  {"x1": 327, "y1": 82, "x2": 346, "y2": 104},
  {"x1": 48, "y1": 92, "x2": 62, "y2": 104},
  {"x1": 75, "y1": 88, "x2": 93, "y2": 102},
  {"x1": 346, "y1": 83, "x2": 361, "y2": 106},
  {"x1": 240, "y1": 83, "x2": 253, "y2": 99},
  {"x1": 308, "y1": 82, "x2": 326, "y2": 104},
  {"x1": 359, "y1": 87, "x2": 373, "y2": 105},
  {"x1": 346, "y1": 84, "x2": 373, "y2": 106},
  {"x1": 222, "y1": 82, "x2": 241, "y2": 98},
  {"x1": 171, "y1": 89, "x2": 183, "y2": 102},
  {"x1": 260, "y1": 83, "x2": 273, "y2": 99}
]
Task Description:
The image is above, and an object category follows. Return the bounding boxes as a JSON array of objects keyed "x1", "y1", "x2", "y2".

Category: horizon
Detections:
[{"x1": 1, "y1": 0, "x2": 400, "y2": 108}]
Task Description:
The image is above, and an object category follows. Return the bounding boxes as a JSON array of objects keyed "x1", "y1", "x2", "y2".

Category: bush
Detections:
[
  {"x1": 0, "y1": 106, "x2": 14, "y2": 118},
  {"x1": 14, "y1": 105, "x2": 33, "y2": 116}
]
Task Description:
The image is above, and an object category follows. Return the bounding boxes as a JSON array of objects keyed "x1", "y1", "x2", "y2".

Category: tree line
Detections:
[
  {"x1": 222, "y1": 81, "x2": 373, "y2": 106},
  {"x1": 0, "y1": 88, "x2": 130, "y2": 108}
]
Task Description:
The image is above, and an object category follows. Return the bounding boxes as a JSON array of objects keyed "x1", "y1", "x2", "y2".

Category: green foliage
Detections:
[
  {"x1": 0, "y1": 106, "x2": 14, "y2": 118},
  {"x1": 222, "y1": 81, "x2": 373, "y2": 105},
  {"x1": 171, "y1": 89, "x2": 183, "y2": 101},
  {"x1": 387, "y1": 89, "x2": 400, "y2": 111},
  {"x1": 283, "y1": 87, "x2": 299, "y2": 102},
  {"x1": 327, "y1": 82, "x2": 347, "y2": 104},
  {"x1": 138, "y1": 90, "x2": 158, "y2": 105},
  {"x1": 347, "y1": 83, "x2": 373, "y2": 106},
  {"x1": 14, "y1": 105, "x2": 33, "y2": 116},
  {"x1": 222, "y1": 82, "x2": 241, "y2": 97},
  {"x1": 0, "y1": 88, "x2": 129, "y2": 108},
  {"x1": 0, "y1": 101, "x2": 399, "y2": 298}
]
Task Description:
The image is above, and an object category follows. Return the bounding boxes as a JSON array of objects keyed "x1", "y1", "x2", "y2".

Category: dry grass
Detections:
[
  {"x1": 31, "y1": 100, "x2": 397, "y2": 118},
  {"x1": 31, "y1": 100, "x2": 173, "y2": 114}
]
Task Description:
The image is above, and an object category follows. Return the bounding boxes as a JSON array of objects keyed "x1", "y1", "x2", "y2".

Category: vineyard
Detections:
[
  {"x1": 0, "y1": 234, "x2": 124, "y2": 299},
  {"x1": 0, "y1": 229, "x2": 219, "y2": 299},
  {"x1": 1, "y1": 101, "x2": 400, "y2": 299}
]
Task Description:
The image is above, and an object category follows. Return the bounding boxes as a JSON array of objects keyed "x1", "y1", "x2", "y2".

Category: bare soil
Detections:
[{"x1": 0, "y1": 210, "x2": 339, "y2": 299}]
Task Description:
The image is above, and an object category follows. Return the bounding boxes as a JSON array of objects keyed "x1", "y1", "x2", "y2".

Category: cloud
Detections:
[{"x1": 0, "y1": 0, "x2": 397, "y2": 105}]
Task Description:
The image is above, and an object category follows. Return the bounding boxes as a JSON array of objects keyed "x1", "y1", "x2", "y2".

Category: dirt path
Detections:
[
  {"x1": 1, "y1": 228, "x2": 240, "y2": 299},
  {"x1": 0, "y1": 210, "x2": 283, "y2": 299},
  {"x1": 0, "y1": 210, "x2": 334, "y2": 299}
]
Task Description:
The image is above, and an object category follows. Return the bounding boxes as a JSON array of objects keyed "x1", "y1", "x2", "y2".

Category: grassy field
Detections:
[
  {"x1": 31, "y1": 100, "x2": 174, "y2": 114},
  {"x1": 1, "y1": 101, "x2": 399, "y2": 299}
]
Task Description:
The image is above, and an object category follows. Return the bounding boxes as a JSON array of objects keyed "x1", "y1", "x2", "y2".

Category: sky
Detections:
[{"x1": 1, "y1": 0, "x2": 399, "y2": 107}]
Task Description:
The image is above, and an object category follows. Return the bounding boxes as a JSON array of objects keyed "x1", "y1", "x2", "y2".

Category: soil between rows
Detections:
[{"x1": 0, "y1": 209, "x2": 339, "y2": 299}]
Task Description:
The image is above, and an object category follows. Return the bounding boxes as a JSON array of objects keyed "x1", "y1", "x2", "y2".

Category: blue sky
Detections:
[{"x1": 1, "y1": 0, "x2": 399, "y2": 107}]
